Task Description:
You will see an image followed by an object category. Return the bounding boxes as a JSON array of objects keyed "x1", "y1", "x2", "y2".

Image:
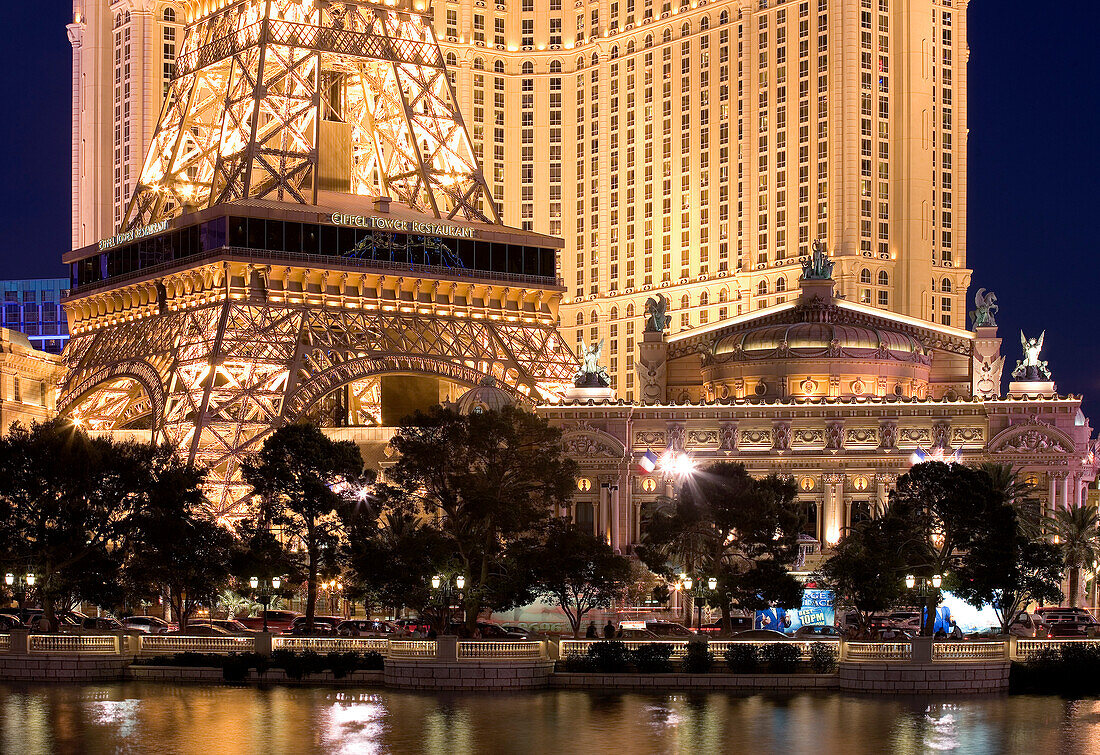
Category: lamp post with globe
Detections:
[{"x1": 249, "y1": 576, "x2": 283, "y2": 634}]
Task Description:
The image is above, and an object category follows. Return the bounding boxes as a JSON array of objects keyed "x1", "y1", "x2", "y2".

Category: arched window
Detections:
[
  {"x1": 681, "y1": 22, "x2": 690, "y2": 35},
  {"x1": 878, "y1": 270, "x2": 889, "y2": 286},
  {"x1": 611, "y1": 306, "x2": 618, "y2": 320},
  {"x1": 719, "y1": 10, "x2": 729, "y2": 24},
  {"x1": 591, "y1": 52, "x2": 599, "y2": 66},
  {"x1": 446, "y1": 52, "x2": 458, "y2": 67},
  {"x1": 627, "y1": 303, "x2": 635, "y2": 317},
  {"x1": 941, "y1": 277, "x2": 952, "y2": 292},
  {"x1": 575, "y1": 312, "x2": 584, "y2": 327},
  {"x1": 610, "y1": 45, "x2": 619, "y2": 59},
  {"x1": 590, "y1": 309, "x2": 599, "y2": 324},
  {"x1": 680, "y1": 294, "x2": 690, "y2": 309},
  {"x1": 627, "y1": 40, "x2": 635, "y2": 54},
  {"x1": 700, "y1": 16, "x2": 709, "y2": 30},
  {"x1": 860, "y1": 268, "x2": 872, "y2": 284},
  {"x1": 550, "y1": 59, "x2": 562, "y2": 73},
  {"x1": 775, "y1": 277, "x2": 786, "y2": 293},
  {"x1": 163, "y1": 8, "x2": 176, "y2": 22},
  {"x1": 719, "y1": 287, "x2": 728, "y2": 303},
  {"x1": 494, "y1": 60, "x2": 504, "y2": 73},
  {"x1": 644, "y1": 34, "x2": 653, "y2": 48},
  {"x1": 699, "y1": 291, "x2": 709, "y2": 306},
  {"x1": 522, "y1": 61, "x2": 534, "y2": 74},
  {"x1": 758, "y1": 280, "x2": 769, "y2": 296},
  {"x1": 473, "y1": 57, "x2": 485, "y2": 70},
  {"x1": 662, "y1": 28, "x2": 672, "y2": 43}
]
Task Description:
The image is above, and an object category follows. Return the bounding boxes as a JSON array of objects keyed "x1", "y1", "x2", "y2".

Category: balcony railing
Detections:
[
  {"x1": 272, "y1": 637, "x2": 389, "y2": 654},
  {"x1": 932, "y1": 641, "x2": 1006, "y2": 661},
  {"x1": 843, "y1": 642, "x2": 913, "y2": 662},
  {"x1": 387, "y1": 640, "x2": 438, "y2": 658},
  {"x1": 137, "y1": 635, "x2": 255, "y2": 656},
  {"x1": 29, "y1": 634, "x2": 119, "y2": 655},
  {"x1": 458, "y1": 641, "x2": 544, "y2": 659}
]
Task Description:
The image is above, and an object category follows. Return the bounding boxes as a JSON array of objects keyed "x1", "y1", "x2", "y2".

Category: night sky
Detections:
[{"x1": 1, "y1": 2, "x2": 1098, "y2": 404}]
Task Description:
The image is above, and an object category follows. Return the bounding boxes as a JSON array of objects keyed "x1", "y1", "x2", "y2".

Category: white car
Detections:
[
  {"x1": 122, "y1": 616, "x2": 171, "y2": 634},
  {"x1": 1008, "y1": 612, "x2": 1048, "y2": 638}
]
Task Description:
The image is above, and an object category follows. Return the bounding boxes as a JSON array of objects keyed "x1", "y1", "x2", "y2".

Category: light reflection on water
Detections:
[{"x1": 3, "y1": 684, "x2": 1100, "y2": 754}]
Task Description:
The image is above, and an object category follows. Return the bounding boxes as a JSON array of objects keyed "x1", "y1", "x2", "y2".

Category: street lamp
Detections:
[
  {"x1": 429, "y1": 574, "x2": 466, "y2": 632},
  {"x1": 250, "y1": 577, "x2": 283, "y2": 633},
  {"x1": 682, "y1": 574, "x2": 716, "y2": 631},
  {"x1": 904, "y1": 573, "x2": 944, "y2": 636}
]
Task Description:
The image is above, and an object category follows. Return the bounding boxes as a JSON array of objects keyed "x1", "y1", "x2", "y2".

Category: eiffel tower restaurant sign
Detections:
[{"x1": 330, "y1": 213, "x2": 477, "y2": 240}]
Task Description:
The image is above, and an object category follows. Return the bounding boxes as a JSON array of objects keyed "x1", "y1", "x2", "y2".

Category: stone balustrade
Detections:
[
  {"x1": 271, "y1": 637, "x2": 389, "y2": 654},
  {"x1": 458, "y1": 641, "x2": 544, "y2": 659},
  {"x1": 137, "y1": 635, "x2": 255, "y2": 656}
]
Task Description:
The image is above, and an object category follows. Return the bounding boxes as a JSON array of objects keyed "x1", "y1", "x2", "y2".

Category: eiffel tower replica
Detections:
[{"x1": 60, "y1": 0, "x2": 576, "y2": 517}]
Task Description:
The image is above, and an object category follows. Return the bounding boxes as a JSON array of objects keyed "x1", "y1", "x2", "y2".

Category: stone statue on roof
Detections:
[
  {"x1": 970, "y1": 288, "x2": 999, "y2": 328},
  {"x1": 574, "y1": 338, "x2": 611, "y2": 387},
  {"x1": 1012, "y1": 330, "x2": 1051, "y2": 381},
  {"x1": 801, "y1": 240, "x2": 834, "y2": 281},
  {"x1": 644, "y1": 294, "x2": 669, "y2": 333}
]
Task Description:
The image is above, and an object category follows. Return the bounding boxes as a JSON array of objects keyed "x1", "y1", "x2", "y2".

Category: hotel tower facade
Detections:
[{"x1": 69, "y1": 0, "x2": 969, "y2": 399}]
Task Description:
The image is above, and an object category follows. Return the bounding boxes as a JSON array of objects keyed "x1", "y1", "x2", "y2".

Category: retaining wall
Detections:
[
  {"x1": 384, "y1": 658, "x2": 555, "y2": 691},
  {"x1": 551, "y1": 672, "x2": 839, "y2": 691},
  {"x1": 838, "y1": 661, "x2": 1010, "y2": 694},
  {"x1": 0, "y1": 654, "x2": 134, "y2": 682}
]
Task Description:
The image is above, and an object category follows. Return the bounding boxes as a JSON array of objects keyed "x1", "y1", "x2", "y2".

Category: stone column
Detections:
[
  {"x1": 1062, "y1": 474, "x2": 1072, "y2": 512},
  {"x1": 1048, "y1": 473, "x2": 1058, "y2": 518},
  {"x1": 822, "y1": 474, "x2": 845, "y2": 547}
]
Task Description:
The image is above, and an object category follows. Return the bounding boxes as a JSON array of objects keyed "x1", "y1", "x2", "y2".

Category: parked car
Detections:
[
  {"x1": 793, "y1": 625, "x2": 844, "y2": 639},
  {"x1": 501, "y1": 624, "x2": 543, "y2": 639},
  {"x1": 189, "y1": 619, "x2": 256, "y2": 636},
  {"x1": 337, "y1": 619, "x2": 402, "y2": 638},
  {"x1": 699, "y1": 617, "x2": 753, "y2": 635},
  {"x1": 287, "y1": 616, "x2": 343, "y2": 636},
  {"x1": 445, "y1": 621, "x2": 530, "y2": 640},
  {"x1": 1039, "y1": 610, "x2": 1097, "y2": 626},
  {"x1": 79, "y1": 616, "x2": 122, "y2": 632},
  {"x1": 641, "y1": 621, "x2": 694, "y2": 638},
  {"x1": 237, "y1": 610, "x2": 302, "y2": 633},
  {"x1": 1048, "y1": 622, "x2": 1091, "y2": 639},
  {"x1": 731, "y1": 629, "x2": 790, "y2": 641},
  {"x1": 25, "y1": 610, "x2": 86, "y2": 631},
  {"x1": 166, "y1": 624, "x2": 232, "y2": 637},
  {"x1": 874, "y1": 628, "x2": 913, "y2": 641},
  {"x1": 0, "y1": 614, "x2": 23, "y2": 631},
  {"x1": 1035, "y1": 606, "x2": 1095, "y2": 620},
  {"x1": 1008, "y1": 612, "x2": 1049, "y2": 638},
  {"x1": 121, "y1": 616, "x2": 171, "y2": 635},
  {"x1": 394, "y1": 618, "x2": 431, "y2": 635}
]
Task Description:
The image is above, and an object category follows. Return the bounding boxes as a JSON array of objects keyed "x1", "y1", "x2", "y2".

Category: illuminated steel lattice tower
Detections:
[
  {"x1": 126, "y1": 0, "x2": 498, "y2": 228},
  {"x1": 61, "y1": 0, "x2": 576, "y2": 517}
]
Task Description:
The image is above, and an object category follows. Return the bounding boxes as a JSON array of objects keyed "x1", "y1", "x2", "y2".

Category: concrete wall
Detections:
[{"x1": 838, "y1": 661, "x2": 1010, "y2": 694}]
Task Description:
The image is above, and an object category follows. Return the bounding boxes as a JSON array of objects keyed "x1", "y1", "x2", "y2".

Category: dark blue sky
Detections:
[{"x1": 1, "y1": 2, "x2": 1098, "y2": 401}]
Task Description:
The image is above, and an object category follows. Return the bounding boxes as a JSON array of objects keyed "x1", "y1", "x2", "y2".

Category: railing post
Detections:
[
  {"x1": 436, "y1": 635, "x2": 458, "y2": 661},
  {"x1": 1005, "y1": 636, "x2": 1018, "y2": 662},
  {"x1": 546, "y1": 640, "x2": 558, "y2": 660},
  {"x1": 838, "y1": 638, "x2": 847, "y2": 662},
  {"x1": 8, "y1": 629, "x2": 29, "y2": 656},
  {"x1": 911, "y1": 636, "x2": 933, "y2": 664},
  {"x1": 255, "y1": 632, "x2": 273, "y2": 658}
]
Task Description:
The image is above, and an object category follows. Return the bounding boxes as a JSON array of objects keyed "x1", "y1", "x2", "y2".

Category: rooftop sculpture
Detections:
[
  {"x1": 801, "y1": 240, "x2": 834, "y2": 281},
  {"x1": 1012, "y1": 330, "x2": 1051, "y2": 381}
]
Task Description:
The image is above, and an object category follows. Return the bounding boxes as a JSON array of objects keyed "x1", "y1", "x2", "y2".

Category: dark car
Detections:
[
  {"x1": 0, "y1": 614, "x2": 22, "y2": 631},
  {"x1": 121, "y1": 616, "x2": 172, "y2": 635},
  {"x1": 1048, "y1": 622, "x2": 1091, "y2": 638},
  {"x1": 287, "y1": 616, "x2": 343, "y2": 636},
  {"x1": 642, "y1": 621, "x2": 695, "y2": 638},
  {"x1": 189, "y1": 619, "x2": 256, "y2": 636},
  {"x1": 699, "y1": 617, "x2": 753, "y2": 635},
  {"x1": 25, "y1": 610, "x2": 86, "y2": 631},
  {"x1": 80, "y1": 616, "x2": 122, "y2": 631},
  {"x1": 237, "y1": 610, "x2": 302, "y2": 633},
  {"x1": 446, "y1": 621, "x2": 529, "y2": 640},
  {"x1": 165, "y1": 624, "x2": 232, "y2": 637},
  {"x1": 794, "y1": 625, "x2": 844, "y2": 639},
  {"x1": 337, "y1": 619, "x2": 401, "y2": 638},
  {"x1": 732, "y1": 629, "x2": 790, "y2": 640}
]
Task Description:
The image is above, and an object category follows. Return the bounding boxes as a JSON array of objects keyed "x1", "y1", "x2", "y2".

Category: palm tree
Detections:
[
  {"x1": 1053, "y1": 504, "x2": 1100, "y2": 608},
  {"x1": 974, "y1": 462, "x2": 1046, "y2": 539}
]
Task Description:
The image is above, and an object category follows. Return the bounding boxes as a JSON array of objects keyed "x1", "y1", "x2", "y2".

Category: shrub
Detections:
[
  {"x1": 681, "y1": 641, "x2": 713, "y2": 674},
  {"x1": 631, "y1": 643, "x2": 674, "y2": 673},
  {"x1": 558, "y1": 654, "x2": 595, "y2": 672},
  {"x1": 361, "y1": 651, "x2": 385, "y2": 671},
  {"x1": 585, "y1": 641, "x2": 632, "y2": 673},
  {"x1": 808, "y1": 642, "x2": 838, "y2": 674},
  {"x1": 760, "y1": 642, "x2": 801, "y2": 673},
  {"x1": 724, "y1": 643, "x2": 759, "y2": 673}
]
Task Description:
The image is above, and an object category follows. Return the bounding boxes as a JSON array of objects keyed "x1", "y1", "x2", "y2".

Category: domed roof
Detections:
[
  {"x1": 714, "y1": 320, "x2": 923, "y2": 360},
  {"x1": 453, "y1": 376, "x2": 516, "y2": 414}
]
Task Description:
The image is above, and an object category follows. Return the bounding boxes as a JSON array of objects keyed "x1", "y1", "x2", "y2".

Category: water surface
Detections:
[{"x1": 2, "y1": 683, "x2": 1098, "y2": 754}]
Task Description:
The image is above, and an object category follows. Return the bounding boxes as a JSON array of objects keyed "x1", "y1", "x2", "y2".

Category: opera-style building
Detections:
[{"x1": 540, "y1": 256, "x2": 1098, "y2": 559}]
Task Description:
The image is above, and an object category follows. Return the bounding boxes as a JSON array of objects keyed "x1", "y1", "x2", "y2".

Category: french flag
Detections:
[{"x1": 637, "y1": 449, "x2": 660, "y2": 474}]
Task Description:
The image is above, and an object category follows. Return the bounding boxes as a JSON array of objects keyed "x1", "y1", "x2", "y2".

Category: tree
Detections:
[
  {"x1": 0, "y1": 420, "x2": 176, "y2": 630},
  {"x1": 1053, "y1": 504, "x2": 1100, "y2": 608},
  {"x1": 521, "y1": 518, "x2": 632, "y2": 638},
  {"x1": 242, "y1": 423, "x2": 371, "y2": 632},
  {"x1": 637, "y1": 462, "x2": 804, "y2": 633},
  {"x1": 887, "y1": 462, "x2": 1019, "y2": 636},
  {"x1": 125, "y1": 470, "x2": 237, "y2": 629},
  {"x1": 384, "y1": 404, "x2": 577, "y2": 630},
  {"x1": 952, "y1": 536, "x2": 1063, "y2": 632},
  {"x1": 341, "y1": 495, "x2": 452, "y2": 621},
  {"x1": 819, "y1": 516, "x2": 907, "y2": 634}
]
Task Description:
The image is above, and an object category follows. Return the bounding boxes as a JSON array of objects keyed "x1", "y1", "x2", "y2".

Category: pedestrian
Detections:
[
  {"x1": 934, "y1": 627, "x2": 948, "y2": 640},
  {"x1": 603, "y1": 620, "x2": 615, "y2": 639},
  {"x1": 427, "y1": 627, "x2": 438, "y2": 640},
  {"x1": 881, "y1": 626, "x2": 897, "y2": 641},
  {"x1": 950, "y1": 621, "x2": 964, "y2": 640},
  {"x1": 585, "y1": 621, "x2": 597, "y2": 639},
  {"x1": 472, "y1": 626, "x2": 482, "y2": 640}
]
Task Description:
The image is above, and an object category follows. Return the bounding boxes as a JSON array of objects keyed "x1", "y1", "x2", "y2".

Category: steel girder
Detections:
[
  {"x1": 59, "y1": 290, "x2": 575, "y2": 518},
  {"x1": 123, "y1": 0, "x2": 496, "y2": 230}
]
